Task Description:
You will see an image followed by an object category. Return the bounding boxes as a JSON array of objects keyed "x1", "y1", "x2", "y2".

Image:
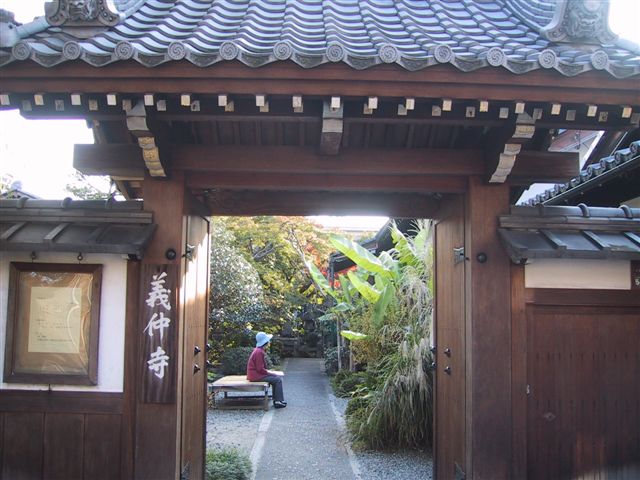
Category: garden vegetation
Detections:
[{"x1": 308, "y1": 221, "x2": 434, "y2": 450}]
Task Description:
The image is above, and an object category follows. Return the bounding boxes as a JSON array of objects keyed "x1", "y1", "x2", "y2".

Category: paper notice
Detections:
[{"x1": 28, "y1": 286, "x2": 82, "y2": 354}]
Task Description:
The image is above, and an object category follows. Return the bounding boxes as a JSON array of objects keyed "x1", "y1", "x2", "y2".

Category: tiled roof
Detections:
[
  {"x1": 1, "y1": 0, "x2": 639, "y2": 77},
  {"x1": 524, "y1": 140, "x2": 640, "y2": 206},
  {"x1": 498, "y1": 204, "x2": 640, "y2": 263},
  {"x1": 0, "y1": 198, "x2": 156, "y2": 259}
]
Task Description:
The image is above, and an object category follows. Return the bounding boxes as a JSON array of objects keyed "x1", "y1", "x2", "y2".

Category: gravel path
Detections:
[{"x1": 207, "y1": 359, "x2": 433, "y2": 480}]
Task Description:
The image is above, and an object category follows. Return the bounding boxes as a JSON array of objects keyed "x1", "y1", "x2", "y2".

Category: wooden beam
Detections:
[
  {"x1": 183, "y1": 191, "x2": 212, "y2": 217},
  {"x1": 75, "y1": 143, "x2": 576, "y2": 186},
  {"x1": 172, "y1": 145, "x2": 484, "y2": 175},
  {"x1": 74, "y1": 144, "x2": 486, "y2": 177},
  {"x1": 2, "y1": 62, "x2": 638, "y2": 105},
  {"x1": 186, "y1": 171, "x2": 466, "y2": 193},
  {"x1": 204, "y1": 190, "x2": 443, "y2": 217},
  {"x1": 74, "y1": 144, "x2": 145, "y2": 178},
  {"x1": 508, "y1": 150, "x2": 580, "y2": 185},
  {"x1": 320, "y1": 99, "x2": 343, "y2": 155}
]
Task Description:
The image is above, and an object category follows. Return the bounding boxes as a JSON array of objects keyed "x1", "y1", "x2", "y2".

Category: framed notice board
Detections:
[{"x1": 4, "y1": 262, "x2": 102, "y2": 385}]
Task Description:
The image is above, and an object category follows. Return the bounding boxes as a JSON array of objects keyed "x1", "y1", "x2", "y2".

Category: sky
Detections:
[{"x1": 0, "y1": 0, "x2": 638, "y2": 229}]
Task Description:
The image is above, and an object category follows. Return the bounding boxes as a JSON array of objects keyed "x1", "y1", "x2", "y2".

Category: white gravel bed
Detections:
[
  {"x1": 332, "y1": 396, "x2": 434, "y2": 480},
  {"x1": 206, "y1": 393, "x2": 265, "y2": 456}
]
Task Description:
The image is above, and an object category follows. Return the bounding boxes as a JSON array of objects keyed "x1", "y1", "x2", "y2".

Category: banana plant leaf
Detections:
[
  {"x1": 347, "y1": 270, "x2": 381, "y2": 303},
  {"x1": 340, "y1": 330, "x2": 368, "y2": 341},
  {"x1": 391, "y1": 223, "x2": 419, "y2": 267},
  {"x1": 333, "y1": 302, "x2": 351, "y2": 312},
  {"x1": 372, "y1": 284, "x2": 396, "y2": 328},
  {"x1": 378, "y1": 251, "x2": 400, "y2": 277},
  {"x1": 329, "y1": 234, "x2": 393, "y2": 278},
  {"x1": 304, "y1": 258, "x2": 340, "y2": 300},
  {"x1": 341, "y1": 279, "x2": 353, "y2": 304}
]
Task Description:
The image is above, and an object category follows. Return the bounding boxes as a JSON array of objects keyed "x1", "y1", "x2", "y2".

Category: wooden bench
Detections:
[{"x1": 209, "y1": 375, "x2": 270, "y2": 411}]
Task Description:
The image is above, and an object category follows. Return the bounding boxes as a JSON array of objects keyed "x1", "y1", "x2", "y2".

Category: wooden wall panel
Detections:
[
  {"x1": 0, "y1": 390, "x2": 123, "y2": 413},
  {"x1": 1, "y1": 412, "x2": 43, "y2": 479},
  {"x1": 43, "y1": 413, "x2": 84, "y2": 480},
  {"x1": 84, "y1": 414, "x2": 122, "y2": 479},
  {"x1": 3, "y1": 413, "x2": 40, "y2": 477},
  {"x1": 434, "y1": 196, "x2": 466, "y2": 480},
  {"x1": 526, "y1": 305, "x2": 640, "y2": 479}
]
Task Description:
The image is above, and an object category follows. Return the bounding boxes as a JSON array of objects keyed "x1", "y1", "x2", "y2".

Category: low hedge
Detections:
[
  {"x1": 331, "y1": 370, "x2": 367, "y2": 398},
  {"x1": 205, "y1": 448, "x2": 251, "y2": 480}
]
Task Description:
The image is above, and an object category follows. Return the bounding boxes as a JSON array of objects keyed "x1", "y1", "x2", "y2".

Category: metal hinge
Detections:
[{"x1": 453, "y1": 247, "x2": 466, "y2": 264}]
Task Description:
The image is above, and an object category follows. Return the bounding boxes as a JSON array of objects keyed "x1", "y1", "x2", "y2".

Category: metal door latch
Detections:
[{"x1": 453, "y1": 247, "x2": 466, "y2": 264}]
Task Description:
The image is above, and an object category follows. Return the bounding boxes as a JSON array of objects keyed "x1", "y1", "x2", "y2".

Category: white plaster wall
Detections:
[
  {"x1": 525, "y1": 258, "x2": 631, "y2": 290},
  {"x1": 0, "y1": 251, "x2": 126, "y2": 392}
]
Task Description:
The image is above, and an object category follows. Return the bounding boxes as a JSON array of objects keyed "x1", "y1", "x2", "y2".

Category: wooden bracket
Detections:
[
  {"x1": 126, "y1": 101, "x2": 167, "y2": 177},
  {"x1": 320, "y1": 99, "x2": 344, "y2": 155},
  {"x1": 487, "y1": 113, "x2": 536, "y2": 184}
]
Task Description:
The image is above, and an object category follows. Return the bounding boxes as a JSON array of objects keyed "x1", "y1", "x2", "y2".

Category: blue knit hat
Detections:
[{"x1": 256, "y1": 332, "x2": 273, "y2": 347}]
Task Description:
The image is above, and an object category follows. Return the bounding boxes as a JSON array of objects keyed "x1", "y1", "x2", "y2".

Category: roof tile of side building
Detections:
[
  {"x1": 0, "y1": 0, "x2": 638, "y2": 77},
  {"x1": 498, "y1": 204, "x2": 640, "y2": 263},
  {"x1": 524, "y1": 140, "x2": 640, "y2": 206},
  {"x1": 0, "y1": 198, "x2": 156, "y2": 259}
]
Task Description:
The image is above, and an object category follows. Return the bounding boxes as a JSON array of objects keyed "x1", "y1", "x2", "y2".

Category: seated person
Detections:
[{"x1": 247, "y1": 332, "x2": 286, "y2": 409}]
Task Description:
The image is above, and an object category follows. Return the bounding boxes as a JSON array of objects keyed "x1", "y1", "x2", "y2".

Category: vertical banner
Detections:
[{"x1": 141, "y1": 264, "x2": 178, "y2": 403}]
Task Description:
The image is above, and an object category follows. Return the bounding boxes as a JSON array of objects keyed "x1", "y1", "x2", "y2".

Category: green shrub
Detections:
[
  {"x1": 205, "y1": 448, "x2": 251, "y2": 480},
  {"x1": 345, "y1": 395, "x2": 370, "y2": 417},
  {"x1": 331, "y1": 370, "x2": 367, "y2": 398},
  {"x1": 324, "y1": 346, "x2": 349, "y2": 375},
  {"x1": 324, "y1": 347, "x2": 339, "y2": 375},
  {"x1": 220, "y1": 347, "x2": 254, "y2": 375},
  {"x1": 220, "y1": 347, "x2": 276, "y2": 375}
]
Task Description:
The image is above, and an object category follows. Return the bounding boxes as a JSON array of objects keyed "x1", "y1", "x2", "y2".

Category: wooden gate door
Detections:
[
  {"x1": 434, "y1": 196, "x2": 466, "y2": 480},
  {"x1": 179, "y1": 215, "x2": 211, "y2": 479},
  {"x1": 526, "y1": 295, "x2": 640, "y2": 479}
]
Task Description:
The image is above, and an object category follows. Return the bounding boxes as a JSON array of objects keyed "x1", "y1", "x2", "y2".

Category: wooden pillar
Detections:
[
  {"x1": 135, "y1": 173, "x2": 186, "y2": 480},
  {"x1": 464, "y1": 177, "x2": 511, "y2": 479}
]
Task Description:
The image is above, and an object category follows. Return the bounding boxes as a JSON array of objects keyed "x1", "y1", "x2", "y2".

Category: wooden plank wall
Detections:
[
  {"x1": 526, "y1": 291, "x2": 640, "y2": 479},
  {"x1": 511, "y1": 279, "x2": 640, "y2": 479},
  {"x1": 0, "y1": 260, "x2": 139, "y2": 480},
  {"x1": 0, "y1": 396, "x2": 123, "y2": 479}
]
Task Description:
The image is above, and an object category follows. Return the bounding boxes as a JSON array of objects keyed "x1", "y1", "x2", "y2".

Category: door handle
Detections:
[{"x1": 444, "y1": 366, "x2": 452, "y2": 375}]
